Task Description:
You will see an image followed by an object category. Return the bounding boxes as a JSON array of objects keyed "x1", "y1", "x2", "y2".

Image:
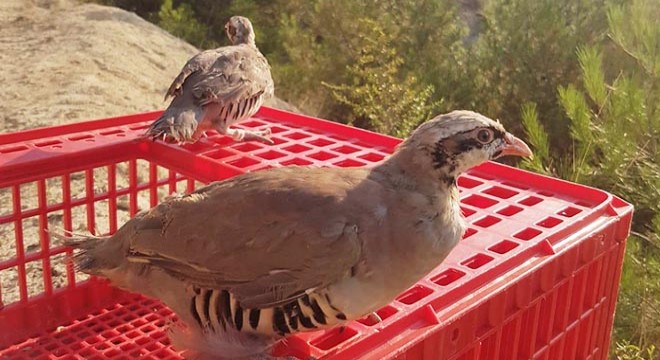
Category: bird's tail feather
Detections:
[
  {"x1": 168, "y1": 321, "x2": 276, "y2": 360},
  {"x1": 48, "y1": 228, "x2": 110, "y2": 275},
  {"x1": 144, "y1": 107, "x2": 201, "y2": 143}
]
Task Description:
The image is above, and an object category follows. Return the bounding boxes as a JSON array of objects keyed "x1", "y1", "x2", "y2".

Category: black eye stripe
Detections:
[
  {"x1": 432, "y1": 125, "x2": 504, "y2": 169},
  {"x1": 457, "y1": 138, "x2": 482, "y2": 152}
]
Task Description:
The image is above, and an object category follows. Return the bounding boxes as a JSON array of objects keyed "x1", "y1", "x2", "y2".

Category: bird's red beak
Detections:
[{"x1": 498, "y1": 133, "x2": 533, "y2": 159}]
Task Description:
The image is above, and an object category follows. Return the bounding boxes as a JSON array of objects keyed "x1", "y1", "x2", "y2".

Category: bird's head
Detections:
[
  {"x1": 225, "y1": 16, "x2": 255, "y2": 45},
  {"x1": 394, "y1": 110, "x2": 533, "y2": 186}
]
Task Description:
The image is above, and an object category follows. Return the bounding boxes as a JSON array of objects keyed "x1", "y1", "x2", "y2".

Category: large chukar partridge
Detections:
[
  {"x1": 146, "y1": 16, "x2": 274, "y2": 144},
  {"x1": 60, "y1": 111, "x2": 532, "y2": 359}
]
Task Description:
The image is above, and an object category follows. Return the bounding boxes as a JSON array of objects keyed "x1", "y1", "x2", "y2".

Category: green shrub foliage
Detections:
[{"x1": 520, "y1": 1, "x2": 659, "y2": 354}]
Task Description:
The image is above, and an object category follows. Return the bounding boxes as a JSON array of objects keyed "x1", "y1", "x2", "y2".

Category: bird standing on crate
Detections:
[
  {"x1": 146, "y1": 16, "x2": 274, "y2": 145},
  {"x1": 58, "y1": 111, "x2": 532, "y2": 359}
]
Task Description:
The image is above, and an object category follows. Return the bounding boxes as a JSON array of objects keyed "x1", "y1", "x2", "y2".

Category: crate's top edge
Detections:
[
  {"x1": 0, "y1": 106, "x2": 402, "y2": 185},
  {"x1": 259, "y1": 106, "x2": 402, "y2": 147},
  {"x1": 0, "y1": 105, "x2": 626, "y2": 227},
  {"x1": 0, "y1": 111, "x2": 162, "y2": 145},
  {"x1": 0, "y1": 105, "x2": 627, "y2": 242},
  {"x1": 0, "y1": 107, "x2": 401, "y2": 148}
]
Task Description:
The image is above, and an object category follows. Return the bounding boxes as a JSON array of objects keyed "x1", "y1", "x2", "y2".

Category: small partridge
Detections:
[{"x1": 146, "y1": 16, "x2": 274, "y2": 144}]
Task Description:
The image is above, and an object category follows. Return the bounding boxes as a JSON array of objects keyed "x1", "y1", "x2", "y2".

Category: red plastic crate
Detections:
[{"x1": 0, "y1": 107, "x2": 632, "y2": 359}]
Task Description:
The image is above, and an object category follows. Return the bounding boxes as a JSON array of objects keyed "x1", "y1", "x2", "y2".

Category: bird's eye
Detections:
[{"x1": 476, "y1": 129, "x2": 493, "y2": 144}]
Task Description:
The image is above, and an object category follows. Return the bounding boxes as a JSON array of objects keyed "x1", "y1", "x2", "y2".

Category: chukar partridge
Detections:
[
  {"x1": 146, "y1": 16, "x2": 274, "y2": 144},
  {"x1": 62, "y1": 111, "x2": 532, "y2": 359}
]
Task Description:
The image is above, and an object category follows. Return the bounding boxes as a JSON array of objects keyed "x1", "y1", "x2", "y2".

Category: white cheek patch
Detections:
[{"x1": 451, "y1": 149, "x2": 490, "y2": 175}]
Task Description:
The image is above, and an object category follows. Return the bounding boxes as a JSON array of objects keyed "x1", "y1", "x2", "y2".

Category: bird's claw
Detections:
[
  {"x1": 368, "y1": 312, "x2": 383, "y2": 324},
  {"x1": 149, "y1": 130, "x2": 198, "y2": 146}
]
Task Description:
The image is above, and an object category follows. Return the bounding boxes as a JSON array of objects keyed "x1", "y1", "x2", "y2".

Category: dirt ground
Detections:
[{"x1": 0, "y1": 0, "x2": 291, "y2": 307}]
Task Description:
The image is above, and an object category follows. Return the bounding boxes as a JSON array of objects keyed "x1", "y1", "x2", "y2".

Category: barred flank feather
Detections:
[{"x1": 218, "y1": 91, "x2": 264, "y2": 125}]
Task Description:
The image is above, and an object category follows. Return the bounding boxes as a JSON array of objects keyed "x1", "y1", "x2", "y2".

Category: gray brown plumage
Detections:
[
  {"x1": 146, "y1": 16, "x2": 274, "y2": 144},
  {"x1": 59, "y1": 111, "x2": 532, "y2": 359}
]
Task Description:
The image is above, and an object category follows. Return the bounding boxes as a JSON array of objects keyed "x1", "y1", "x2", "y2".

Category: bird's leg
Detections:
[
  {"x1": 368, "y1": 312, "x2": 383, "y2": 324},
  {"x1": 225, "y1": 127, "x2": 273, "y2": 145},
  {"x1": 238, "y1": 127, "x2": 273, "y2": 144}
]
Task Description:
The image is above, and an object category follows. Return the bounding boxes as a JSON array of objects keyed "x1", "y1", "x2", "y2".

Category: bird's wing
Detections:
[
  {"x1": 165, "y1": 49, "x2": 221, "y2": 100},
  {"x1": 125, "y1": 167, "x2": 373, "y2": 309},
  {"x1": 189, "y1": 45, "x2": 273, "y2": 107}
]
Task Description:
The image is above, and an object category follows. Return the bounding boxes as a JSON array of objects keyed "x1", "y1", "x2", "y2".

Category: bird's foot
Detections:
[
  {"x1": 367, "y1": 312, "x2": 383, "y2": 324},
  {"x1": 227, "y1": 128, "x2": 273, "y2": 145},
  {"x1": 149, "y1": 130, "x2": 199, "y2": 145},
  {"x1": 242, "y1": 128, "x2": 273, "y2": 145},
  {"x1": 146, "y1": 119, "x2": 200, "y2": 145}
]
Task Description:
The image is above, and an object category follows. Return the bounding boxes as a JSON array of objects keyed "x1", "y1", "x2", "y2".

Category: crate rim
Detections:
[{"x1": 0, "y1": 107, "x2": 634, "y2": 359}]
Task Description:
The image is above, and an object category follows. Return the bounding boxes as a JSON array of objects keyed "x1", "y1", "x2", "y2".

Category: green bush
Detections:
[
  {"x1": 157, "y1": 0, "x2": 209, "y2": 47},
  {"x1": 471, "y1": 0, "x2": 618, "y2": 139},
  {"x1": 520, "y1": 1, "x2": 660, "y2": 353},
  {"x1": 323, "y1": 18, "x2": 438, "y2": 137},
  {"x1": 614, "y1": 340, "x2": 656, "y2": 360}
]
